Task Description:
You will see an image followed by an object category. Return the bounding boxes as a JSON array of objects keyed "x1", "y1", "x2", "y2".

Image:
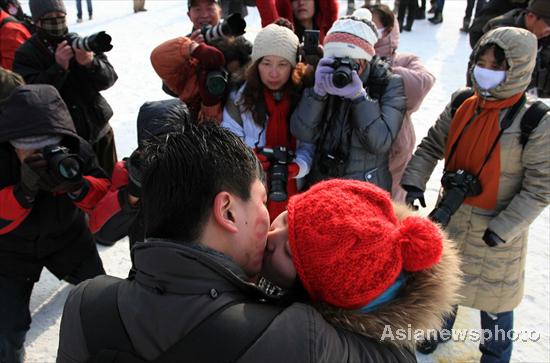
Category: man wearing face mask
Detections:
[
  {"x1": 12, "y1": 0, "x2": 118, "y2": 176},
  {"x1": 402, "y1": 27, "x2": 550, "y2": 360}
]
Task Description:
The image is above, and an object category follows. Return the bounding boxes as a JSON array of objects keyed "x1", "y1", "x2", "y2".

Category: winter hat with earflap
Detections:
[
  {"x1": 286, "y1": 179, "x2": 444, "y2": 310},
  {"x1": 323, "y1": 8, "x2": 379, "y2": 61},
  {"x1": 29, "y1": 0, "x2": 66, "y2": 21},
  {"x1": 251, "y1": 23, "x2": 299, "y2": 67}
]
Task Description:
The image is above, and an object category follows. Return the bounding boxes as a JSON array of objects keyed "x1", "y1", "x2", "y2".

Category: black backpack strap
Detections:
[
  {"x1": 520, "y1": 100, "x2": 549, "y2": 148},
  {"x1": 450, "y1": 88, "x2": 475, "y2": 118},
  {"x1": 80, "y1": 276, "x2": 143, "y2": 363},
  {"x1": 154, "y1": 301, "x2": 285, "y2": 363}
]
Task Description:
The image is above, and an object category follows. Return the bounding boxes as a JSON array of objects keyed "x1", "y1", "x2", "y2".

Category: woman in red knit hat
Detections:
[
  {"x1": 262, "y1": 179, "x2": 462, "y2": 350},
  {"x1": 256, "y1": 0, "x2": 339, "y2": 43}
]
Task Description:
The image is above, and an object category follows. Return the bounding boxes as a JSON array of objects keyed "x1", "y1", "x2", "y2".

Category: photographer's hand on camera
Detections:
[
  {"x1": 403, "y1": 185, "x2": 426, "y2": 211},
  {"x1": 483, "y1": 229, "x2": 506, "y2": 247},
  {"x1": 16, "y1": 154, "x2": 47, "y2": 205},
  {"x1": 189, "y1": 29, "x2": 205, "y2": 45},
  {"x1": 287, "y1": 163, "x2": 300, "y2": 178},
  {"x1": 253, "y1": 149, "x2": 271, "y2": 171},
  {"x1": 55, "y1": 40, "x2": 74, "y2": 70},
  {"x1": 313, "y1": 57, "x2": 334, "y2": 97},
  {"x1": 325, "y1": 70, "x2": 365, "y2": 100},
  {"x1": 74, "y1": 48, "x2": 94, "y2": 68}
]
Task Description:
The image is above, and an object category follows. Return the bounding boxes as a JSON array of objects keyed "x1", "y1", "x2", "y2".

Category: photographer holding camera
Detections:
[
  {"x1": 0, "y1": 85, "x2": 109, "y2": 363},
  {"x1": 150, "y1": 0, "x2": 250, "y2": 124},
  {"x1": 291, "y1": 9, "x2": 406, "y2": 190},
  {"x1": 12, "y1": 0, "x2": 118, "y2": 176},
  {"x1": 222, "y1": 23, "x2": 314, "y2": 221},
  {"x1": 401, "y1": 27, "x2": 550, "y2": 360}
]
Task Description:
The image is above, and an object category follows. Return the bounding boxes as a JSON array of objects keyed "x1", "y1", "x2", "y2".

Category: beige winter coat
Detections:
[{"x1": 401, "y1": 27, "x2": 550, "y2": 313}]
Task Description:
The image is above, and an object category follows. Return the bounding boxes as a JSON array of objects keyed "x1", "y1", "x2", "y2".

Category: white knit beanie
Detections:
[
  {"x1": 251, "y1": 24, "x2": 299, "y2": 67},
  {"x1": 10, "y1": 134, "x2": 63, "y2": 150},
  {"x1": 324, "y1": 8, "x2": 379, "y2": 61}
]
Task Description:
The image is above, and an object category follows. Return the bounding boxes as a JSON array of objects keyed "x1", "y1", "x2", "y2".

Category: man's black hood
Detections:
[{"x1": 0, "y1": 84, "x2": 79, "y2": 149}]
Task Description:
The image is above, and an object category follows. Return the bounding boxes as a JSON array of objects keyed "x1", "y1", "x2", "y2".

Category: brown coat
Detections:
[
  {"x1": 150, "y1": 37, "x2": 222, "y2": 123},
  {"x1": 401, "y1": 27, "x2": 550, "y2": 313}
]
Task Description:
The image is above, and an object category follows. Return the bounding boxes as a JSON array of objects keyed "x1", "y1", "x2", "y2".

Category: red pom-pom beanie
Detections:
[{"x1": 286, "y1": 179, "x2": 444, "y2": 309}]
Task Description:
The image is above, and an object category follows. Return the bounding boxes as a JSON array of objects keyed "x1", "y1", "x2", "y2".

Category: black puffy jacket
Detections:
[{"x1": 12, "y1": 35, "x2": 117, "y2": 144}]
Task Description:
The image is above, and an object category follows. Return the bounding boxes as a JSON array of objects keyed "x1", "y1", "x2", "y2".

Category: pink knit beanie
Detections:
[{"x1": 287, "y1": 179, "x2": 444, "y2": 309}]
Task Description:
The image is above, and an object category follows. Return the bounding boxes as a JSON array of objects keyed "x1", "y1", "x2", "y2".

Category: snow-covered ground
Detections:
[{"x1": 17, "y1": 1, "x2": 549, "y2": 362}]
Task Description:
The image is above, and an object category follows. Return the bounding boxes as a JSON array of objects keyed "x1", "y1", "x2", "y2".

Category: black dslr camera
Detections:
[
  {"x1": 200, "y1": 14, "x2": 246, "y2": 97},
  {"x1": 205, "y1": 69, "x2": 229, "y2": 97},
  {"x1": 331, "y1": 57, "x2": 360, "y2": 88},
  {"x1": 257, "y1": 146, "x2": 295, "y2": 202},
  {"x1": 42, "y1": 145, "x2": 82, "y2": 181},
  {"x1": 429, "y1": 169, "x2": 482, "y2": 227},
  {"x1": 201, "y1": 13, "x2": 246, "y2": 43},
  {"x1": 66, "y1": 31, "x2": 113, "y2": 53}
]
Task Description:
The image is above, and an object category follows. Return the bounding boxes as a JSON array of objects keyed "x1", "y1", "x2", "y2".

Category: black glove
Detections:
[
  {"x1": 35, "y1": 153, "x2": 84, "y2": 193},
  {"x1": 126, "y1": 150, "x2": 143, "y2": 198},
  {"x1": 16, "y1": 154, "x2": 47, "y2": 204},
  {"x1": 483, "y1": 229, "x2": 506, "y2": 247},
  {"x1": 403, "y1": 185, "x2": 426, "y2": 211}
]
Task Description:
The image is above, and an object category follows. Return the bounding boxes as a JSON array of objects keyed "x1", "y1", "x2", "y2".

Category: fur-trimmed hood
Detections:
[{"x1": 315, "y1": 204, "x2": 462, "y2": 349}]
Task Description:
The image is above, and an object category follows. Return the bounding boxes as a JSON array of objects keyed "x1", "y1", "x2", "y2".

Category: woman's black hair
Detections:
[{"x1": 475, "y1": 43, "x2": 508, "y2": 68}]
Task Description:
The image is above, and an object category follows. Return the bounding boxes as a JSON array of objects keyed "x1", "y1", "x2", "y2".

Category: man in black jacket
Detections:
[
  {"x1": 12, "y1": 0, "x2": 118, "y2": 175},
  {"x1": 57, "y1": 124, "x2": 416, "y2": 363},
  {"x1": 0, "y1": 85, "x2": 108, "y2": 363}
]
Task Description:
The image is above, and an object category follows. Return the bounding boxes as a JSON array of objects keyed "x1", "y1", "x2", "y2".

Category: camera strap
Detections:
[
  {"x1": 317, "y1": 97, "x2": 352, "y2": 167},
  {"x1": 445, "y1": 94, "x2": 526, "y2": 178}
]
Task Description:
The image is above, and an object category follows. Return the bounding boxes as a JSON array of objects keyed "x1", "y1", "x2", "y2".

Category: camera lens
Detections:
[
  {"x1": 58, "y1": 157, "x2": 81, "y2": 180},
  {"x1": 206, "y1": 71, "x2": 228, "y2": 97}
]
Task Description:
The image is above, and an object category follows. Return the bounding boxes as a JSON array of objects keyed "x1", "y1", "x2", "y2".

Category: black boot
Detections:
[
  {"x1": 460, "y1": 18, "x2": 470, "y2": 32},
  {"x1": 415, "y1": 7, "x2": 426, "y2": 19},
  {"x1": 428, "y1": 11, "x2": 443, "y2": 24}
]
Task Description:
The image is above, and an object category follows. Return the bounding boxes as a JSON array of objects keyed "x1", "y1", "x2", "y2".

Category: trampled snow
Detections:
[{"x1": 16, "y1": 1, "x2": 549, "y2": 362}]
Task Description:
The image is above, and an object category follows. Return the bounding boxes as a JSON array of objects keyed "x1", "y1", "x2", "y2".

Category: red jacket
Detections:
[
  {"x1": 0, "y1": 10, "x2": 30, "y2": 70},
  {"x1": 256, "y1": 0, "x2": 339, "y2": 43}
]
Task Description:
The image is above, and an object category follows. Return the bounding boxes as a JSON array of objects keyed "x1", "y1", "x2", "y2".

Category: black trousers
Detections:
[
  {"x1": 398, "y1": 0, "x2": 418, "y2": 29},
  {"x1": 0, "y1": 251, "x2": 104, "y2": 363}
]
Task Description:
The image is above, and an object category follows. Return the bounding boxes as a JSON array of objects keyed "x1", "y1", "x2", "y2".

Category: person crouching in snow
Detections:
[
  {"x1": 88, "y1": 99, "x2": 191, "y2": 248},
  {"x1": 261, "y1": 179, "x2": 462, "y2": 354},
  {"x1": 222, "y1": 22, "x2": 314, "y2": 221},
  {"x1": 0, "y1": 84, "x2": 108, "y2": 363}
]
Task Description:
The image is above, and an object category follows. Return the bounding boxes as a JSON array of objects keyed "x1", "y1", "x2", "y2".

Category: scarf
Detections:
[
  {"x1": 263, "y1": 89, "x2": 297, "y2": 221},
  {"x1": 445, "y1": 92, "x2": 524, "y2": 210}
]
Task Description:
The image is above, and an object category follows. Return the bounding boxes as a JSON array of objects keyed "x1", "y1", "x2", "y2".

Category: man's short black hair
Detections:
[{"x1": 141, "y1": 123, "x2": 261, "y2": 242}]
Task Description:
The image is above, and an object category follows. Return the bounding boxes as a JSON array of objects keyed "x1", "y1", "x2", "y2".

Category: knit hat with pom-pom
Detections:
[
  {"x1": 286, "y1": 179, "x2": 443, "y2": 309},
  {"x1": 323, "y1": 8, "x2": 379, "y2": 61}
]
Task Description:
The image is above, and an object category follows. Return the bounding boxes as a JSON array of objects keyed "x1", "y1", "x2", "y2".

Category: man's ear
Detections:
[{"x1": 212, "y1": 191, "x2": 239, "y2": 233}]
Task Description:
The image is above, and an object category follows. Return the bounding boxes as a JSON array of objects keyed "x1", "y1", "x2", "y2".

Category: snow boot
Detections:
[
  {"x1": 429, "y1": 11, "x2": 443, "y2": 24},
  {"x1": 460, "y1": 18, "x2": 470, "y2": 32}
]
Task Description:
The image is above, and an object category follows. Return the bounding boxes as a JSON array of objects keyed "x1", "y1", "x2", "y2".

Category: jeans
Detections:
[
  {"x1": 76, "y1": 0, "x2": 93, "y2": 19},
  {"x1": 441, "y1": 307, "x2": 514, "y2": 363}
]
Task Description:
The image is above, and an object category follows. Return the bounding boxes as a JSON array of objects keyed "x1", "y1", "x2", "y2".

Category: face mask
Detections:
[
  {"x1": 377, "y1": 27, "x2": 385, "y2": 38},
  {"x1": 473, "y1": 65, "x2": 506, "y2": 90},
  {"x1": 37, "y1": 16, "x2": 68, "y2": 44},
  {"x1": 7, "y1": 3, "x2": 19, "y2": 16}
]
